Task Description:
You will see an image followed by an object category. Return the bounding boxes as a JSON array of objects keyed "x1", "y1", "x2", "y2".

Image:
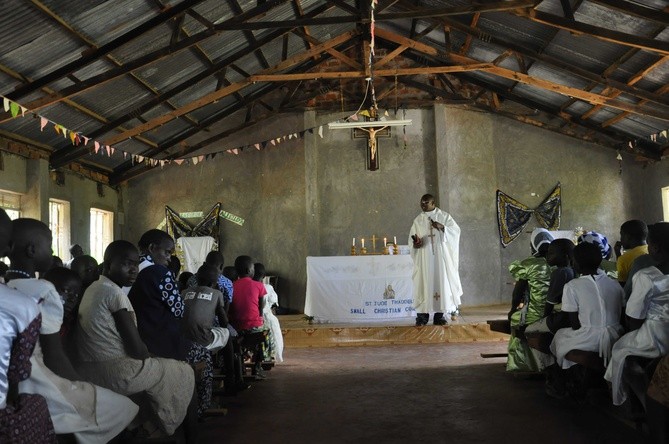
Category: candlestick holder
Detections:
[
  {"x1": 383, "y1": 245, "x2": 389, "y2": 255},
  {"x1": 393, "y1": 243, "x2": 399, "y2": 255},
  {"x1": 360, "y1": 247, "x2": 367, "y2": 255},
  {"x1": 350, "y1": 246, "x2": 357, "y2": 256}
]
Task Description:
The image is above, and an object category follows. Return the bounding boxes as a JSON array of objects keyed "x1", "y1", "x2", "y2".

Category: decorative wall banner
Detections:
[
  {"x1": 164, "y1": 203, "x2": 221, "y2": 240},
  {"x1": 496, "y1": 183, "x2": 562, "y2": 247}
]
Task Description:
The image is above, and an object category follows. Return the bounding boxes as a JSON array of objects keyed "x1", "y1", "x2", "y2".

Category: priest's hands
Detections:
[
  {"x1": 412, "y1": 234, "x2": 423, "y2": 248},
  {"x1": 429, "y1": 218, "x2": 445, "y2": 232}
]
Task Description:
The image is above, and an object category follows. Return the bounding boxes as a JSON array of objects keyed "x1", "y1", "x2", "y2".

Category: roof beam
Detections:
[
  {"x1": 49, "y1": 3, "x2": 337, "y2": 169},
  {"x1": 1, "y1": 0, "x2": 291, "y2": 122},
  {"x1": 389, "y1": 2, "x2": 669, "y2": 107},
  {"x1": 189, "y1": 0, "x2": 541, "y2": 30},
  {"x1": 587, "y1": 0, "x2": 669, "y2": 25},
  {"x1": 227, "y1": 0, "x2": 270, "y2": 68},
  {"x1": 517, "y1": 10, "x2": 669, "y2": 55},
  {"x1": 101, "y1": 31, "x2": 359, "y2": 146},
  {"x1": 8, "y1": 0, "x2": 210, "y2": 100}
]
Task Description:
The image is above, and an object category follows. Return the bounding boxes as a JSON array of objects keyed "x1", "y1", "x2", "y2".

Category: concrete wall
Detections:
[
  {"x1": 0, "y1": 149, "x2": 119, "y2": 261},
  {"x1": 123, "y1": 106, "x2": 654, "y2": 312}
]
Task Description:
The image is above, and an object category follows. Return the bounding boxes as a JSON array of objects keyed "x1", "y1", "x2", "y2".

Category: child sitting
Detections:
[
  {"x1": 77, "y1": 240, "x2": 197, "y2": 439},
  {"x1": 615, "y1": 220, "x2": 649, "y2": 286},
  {"x1": 550, "y1": 242, "x2": 624, "y2": 369},
  {"x1": 230, "y1": 256, "x2": 272, "y2": 378},
  {"x1": 42, "y1": 267, "x2": 83, "y2": 363},
  {"x1": 6, "y1": 218, "x2": 138, "y2": 442},
  {"x1": 606, "y1": 222, "x2": 669, "y2": 406},
  {"x1": 253, "y1": 263, "x2": 284, "y2": 363}
]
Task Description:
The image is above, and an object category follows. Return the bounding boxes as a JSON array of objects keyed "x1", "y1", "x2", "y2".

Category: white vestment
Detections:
[
  {"x1": 263, "y1": 284, "x2": 284, "y2": 363},
  {"x1": 604, "y1": 267, "x2": 669, "y2": 405},
  {"x1": 409, "y1": 207, "x2": 462, "y2": 314}
]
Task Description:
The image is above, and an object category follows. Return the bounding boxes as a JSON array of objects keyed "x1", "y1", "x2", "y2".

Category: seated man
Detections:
[
  {"x1": 550, "y1": 242, "x2": 624, "y2": 370},
  {"x1": 6, "y1": 218, "x2": 138, "y2": 442},
  {"x1": 230, "y1": 255, "x2": 272, "y2": 377},
  {"x1": 606, "y1": 223, "x2": 669, "y2": 406},
  {"x1": 187, "y1": 251, "x2": 234, "y2": 305},
  {"x1": 182, "y1": 264, "x2": 230, "y2": 352},
  {"x1": 615, "y1": 220, "x2": 649, "y2": 287},
  {"x1": 77, "y1": 240, "x2": 196, "y2": 439},
  {"x1": 253, "y1": 263, "x2": 284, "y2": 363},
  {"x1": 42, "y1": 267, "x2": 83, "y2": 363}
]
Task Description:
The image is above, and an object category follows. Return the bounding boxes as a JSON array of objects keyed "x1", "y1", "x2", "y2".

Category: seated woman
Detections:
[
  {"x1": 77, "y1": 240, "x2": 197, "y2": 440},
  {"x1": 6, "y1": 218, "x2": 138, "y2": 442},
  {"x1": 506, "y1": 228, "x2": 554, "y2": 372},
  {"x1": 253, "y1": 263, "x2": 284, "y2": 363},
  {"x1": 0, "y1": 209, "x2": 55, "y2": 443},
  {"x1": 525, "y1": 238, "x2": 575, "y2": 335},
  {"x1": 550, "y1": 242, "x2": 624, "y2": 369},
  {"x1": 606, "y1": 223, "x2": 669, "y2": 407},
  {"x1": 42, "y1": 267, "x2": 83, "y2": 364}
]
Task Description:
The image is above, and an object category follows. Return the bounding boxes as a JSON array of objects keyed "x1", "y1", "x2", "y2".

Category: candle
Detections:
[
  {"x1": 383, "y1": 237, "x2": 387, "y2": 246},
  {"x1": 353, "y1": 237, "x2": 355, "y2": 247},
  {"x1": 393, "y1": 236, "x2": 397, "y2": 245},
  {"x1": 362, "y1": 238, "x2": 365, "y2": 248}
]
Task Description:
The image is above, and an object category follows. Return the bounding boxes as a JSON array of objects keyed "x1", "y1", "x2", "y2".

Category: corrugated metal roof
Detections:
[{"x1": 0, "y1": 0, "x2": 665, "y2": 179}]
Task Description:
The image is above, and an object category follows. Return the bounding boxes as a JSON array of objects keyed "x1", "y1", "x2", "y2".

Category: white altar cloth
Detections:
[{"x1": 305, "y1": 256, "x2": 415, "y2": 323}]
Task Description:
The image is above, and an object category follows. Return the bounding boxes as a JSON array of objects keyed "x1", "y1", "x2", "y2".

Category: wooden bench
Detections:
[{"x1": 525, "y1": 331, "x2": 553, "y2": 355}]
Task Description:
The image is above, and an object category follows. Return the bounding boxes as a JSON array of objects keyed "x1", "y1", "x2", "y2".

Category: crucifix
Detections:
[{"x1": 358, "y1": 126, "x2": 388, "y2": 171}]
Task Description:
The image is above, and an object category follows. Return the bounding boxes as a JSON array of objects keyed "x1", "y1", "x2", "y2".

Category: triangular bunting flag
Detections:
[
  {"x1": 2, "y1": 97, "x2": 9, "y2": 112},
  {"x1": 349, "y1": 113, "x2": 359, "y2": 121},
  {"x1": 318, "y1": 126, "x2": 324, "y2": 138},
  {"x1": 255, "y1": 143, "x2": 260, "y2": 150},
  {"x1": 83, "y1": 136, "x2": 89, "y2": 145},
  {"x1": 137, "y1": 155, "x2": 144, "y2": 163},
  {"x1": 232, "y1": 149, "x2": 239, "y2": 155},
  {"x1": 270, "y1": 139, "x2": 276, "y2": 146},
  {"x1": 9, "y1": 102, "x2": 19, "y2": 117},
  {"x1": 20, "y1": 106, "x2": 27, "y2": 117},
  {"x1": 123, "y1": 152, "x2": 127, "y2": 159},
  {"x1": 110, "y1": 147, "x2": 115, "y2": 155},
  {"x1": 211, "y1": 153, "x2": 217, "y2": 159},
  {"x1": 192, "y1": 157, "x2": 199, "y2": 165},
  {"x1": 174, "y1": 159, "x2": 184, "y2": 165},
  {"x1": 40, "y1": 117, "x2": 48, "y2": 131},
  {"x1": 105, "y1": 145, "x2": 111, "y2": 156},
  {"x1": 69, "y1": 132, "x2": 77, "y2": 144},
  {"x1": 198, "y1": 155, "x2": 204, "y2": 162},
  {"x1": 54, "y1": 125, "x2": 61, "y2": 135},
  {"x1": 94, "y1": 141, "x2": 100, "y2": 153}
]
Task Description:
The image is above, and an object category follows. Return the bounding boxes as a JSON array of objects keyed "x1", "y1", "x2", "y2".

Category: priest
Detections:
[{"x1": 409, "y1": 194, "x2": 462, "y2": 326}]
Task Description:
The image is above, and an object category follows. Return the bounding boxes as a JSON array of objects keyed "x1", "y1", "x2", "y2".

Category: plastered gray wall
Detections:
[
  {"x1": 0, "y1": 154, "x2": 119, "y2": 260},
  {"x1": 124, "y1": 106, "x2": 658, "y2": 312}
]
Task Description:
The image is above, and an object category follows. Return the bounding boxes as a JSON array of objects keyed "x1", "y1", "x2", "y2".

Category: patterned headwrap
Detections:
[
  {"x1": 578, "y1": 231, "x2": 611, "y2": 259},
  {"x1": 531, "y1": 228, "x2": 554, "y2": 256}
]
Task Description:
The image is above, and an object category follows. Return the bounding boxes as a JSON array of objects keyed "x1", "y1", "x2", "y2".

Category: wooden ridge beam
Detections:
[
  {"x1": 250, "y1": 64, "x2": 491, "y2": 81},
  {"x1": 101, "y1": 30, "x2": 359, "y2": 146},
  {"x1": 8, "y1": 0, "x2": 212, "y2": 100},
  {"x1": 517, "y1": 10, "x2": 669, "y2": 55}
]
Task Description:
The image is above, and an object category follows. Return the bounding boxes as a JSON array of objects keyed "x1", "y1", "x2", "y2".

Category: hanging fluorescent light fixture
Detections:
[{"x1": 327, "y1": 119, "x2": 412, "y2": 129}]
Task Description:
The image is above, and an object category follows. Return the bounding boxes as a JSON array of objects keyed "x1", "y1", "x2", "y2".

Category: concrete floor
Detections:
[{"x1": 201, "y1": 342, "x2": 641, "y2": 444}]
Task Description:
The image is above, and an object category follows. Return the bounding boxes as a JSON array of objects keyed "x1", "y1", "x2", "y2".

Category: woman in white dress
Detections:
[
  {"x1": 550, "y1": 242, "x2": 625, "y2": 369},
  {"x1": 605, "y1": 222, "x2": 669, "y2": 406},
  {"x1": 253, "y1": 263, "x2": 284, "y2": 363}
]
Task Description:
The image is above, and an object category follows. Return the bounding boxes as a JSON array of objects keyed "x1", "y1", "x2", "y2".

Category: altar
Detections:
[{"x1": 305, "y1": 255, "x2": 415, "y2": 323}]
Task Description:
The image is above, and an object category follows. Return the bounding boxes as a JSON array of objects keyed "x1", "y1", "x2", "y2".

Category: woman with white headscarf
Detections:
[{"x1": 506, "y1": 228, "x2": 555, "y2": 372}]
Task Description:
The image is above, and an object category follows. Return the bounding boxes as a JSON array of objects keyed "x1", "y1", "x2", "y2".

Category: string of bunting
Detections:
[{"x1": 0, "y1": 93, "x2": 328, "y2": 168}]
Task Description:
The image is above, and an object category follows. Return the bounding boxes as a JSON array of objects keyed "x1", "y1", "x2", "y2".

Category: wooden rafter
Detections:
[
  {"x1": 292, "y1": 30, "x2": 362, "y2": 69},
  {"x1": 8, "y1": 0, "x2": 211, "y2": 100},
  {"x1": 374, "y1": 29, "x2": 669, "y2": 121},
  {"x1": 227, "y1": 0, "x2": 270, "y2": 69},
  {"x1": 390, "y1": 2, "x2": 669, "y2": 107},
  {"x1": 49, "y1": 3, "x2": 339, "y2": 169},
  {"x1": 459, "y1": 13, "x2": 480, "y2": 55},
  {"x1": 517, "y1": 10, "x2": 669, "y2": 55},
  {"x1": 581, "y1": 55, "x2": 669, "y2": 120},
  {"x1": 101, "y1": 31, "x2": 359, "y2": 146},
  {"x1": 587, "y1": 0, "x2": 669, "y2": 25},
  {"x1": 0, "y1": 0, "x2": 296, "y2": 123},
  {"x1": 602, "y1": 83, "x2": 669, "y2": 128}
]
